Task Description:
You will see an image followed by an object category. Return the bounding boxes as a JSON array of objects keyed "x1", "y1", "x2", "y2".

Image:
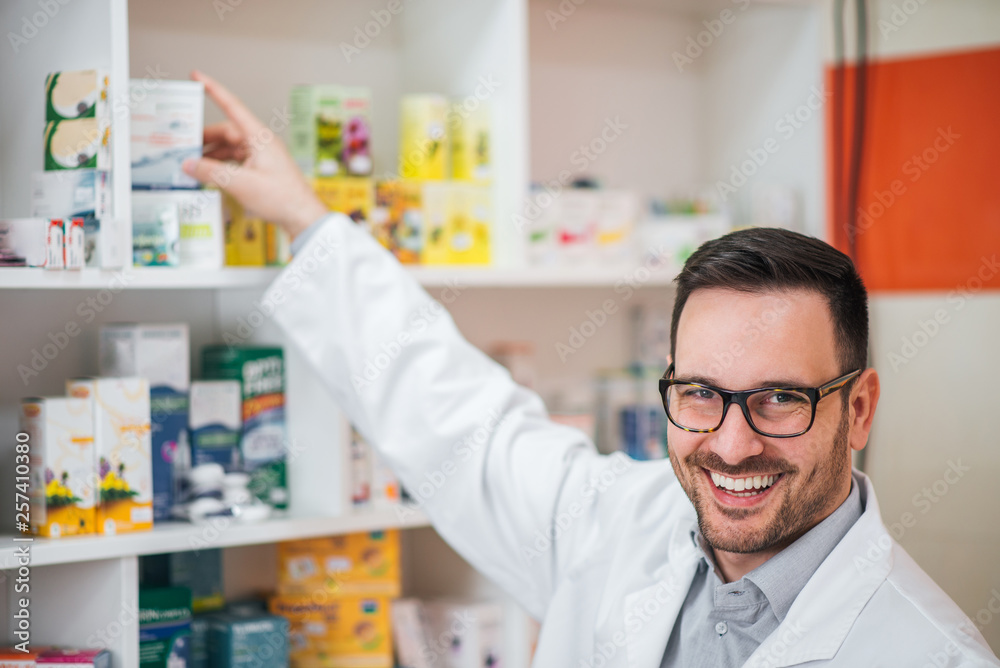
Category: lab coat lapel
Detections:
[
  {"x1": 743, "y1": 472, "x2": 892, "y2": 668},
  {"x1": 624, "y1": 517, "x2": 702, "y2": 668}
]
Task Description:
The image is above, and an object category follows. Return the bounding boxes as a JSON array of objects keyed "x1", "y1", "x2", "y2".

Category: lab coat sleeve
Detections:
[{"x1": 268, "y1": 214, "x2": 613, "y2": 618}]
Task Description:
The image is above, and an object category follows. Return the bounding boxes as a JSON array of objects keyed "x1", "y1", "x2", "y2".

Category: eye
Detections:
[
  {"x1": 681, "y1": 387, "x2": 716, "y2": 401},
  {"x1": 762, "y1": 391, "x2": 808, "y2": 405}
]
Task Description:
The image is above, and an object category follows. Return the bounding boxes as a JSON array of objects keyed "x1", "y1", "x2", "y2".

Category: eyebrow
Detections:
[{"x1": 679, "y1": 374, "x2": 813, "y2": 390}]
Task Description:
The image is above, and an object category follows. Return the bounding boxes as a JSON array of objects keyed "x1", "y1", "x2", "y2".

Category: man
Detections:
[{"x1": 183, "y1": 71, "x2": 999, "y2": 667}]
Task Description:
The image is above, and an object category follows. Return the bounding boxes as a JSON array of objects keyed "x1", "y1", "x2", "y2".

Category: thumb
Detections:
[{"x1": 182, "y1": 156, "x2": 242, "y2": 191}]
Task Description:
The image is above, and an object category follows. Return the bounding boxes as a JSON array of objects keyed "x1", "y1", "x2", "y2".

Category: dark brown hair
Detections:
[{"x1": 670, "y1": 227, "x2": 868, "y2": 374}]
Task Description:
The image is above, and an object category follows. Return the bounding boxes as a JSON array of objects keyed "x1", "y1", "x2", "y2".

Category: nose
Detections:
[{"x1": 709, "y1": 402, "x2": 765, "y2": 465}]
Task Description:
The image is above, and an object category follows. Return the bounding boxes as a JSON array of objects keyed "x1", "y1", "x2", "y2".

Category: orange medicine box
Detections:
[
  {"x1": 268, "y1": 595, "x2": 393, "y2": 668},
  {"x1": 0, "y1": 647, "x2": 39, "y2": 666},
  {"x1": 278, "y1": 530, "x2": 400, "y2": 597}
]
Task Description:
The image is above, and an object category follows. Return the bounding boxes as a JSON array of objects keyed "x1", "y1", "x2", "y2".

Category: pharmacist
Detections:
[{"x1": 183, "y1": 72, "x2": 999, "y2": 667}]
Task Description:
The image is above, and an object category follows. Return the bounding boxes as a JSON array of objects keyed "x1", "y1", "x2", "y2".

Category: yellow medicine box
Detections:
[
  {"x1": 371, "y1": 181, "x2": 423, "y2": 264},
  {"x1": 67, "y1": 377, "x2": 153, "y2": 535},
  {"x1": 20, "y1": 397, "x2": 96, "y2": 538},
  {"x1": 269, "y1": 595, "x2": 393, "y2": 668},
  {"x1": 422, "y1": 183, "x2": 491, "y2": 266},
  {"x1": 399, "y1": 95, "x2": 448, "y2": 180},
  {"x1": 278, "y1": 530, "x2": 400, "y2": 597},
  {"x1": 313, "y1": 178, "x2": 374, "y2": 227}
]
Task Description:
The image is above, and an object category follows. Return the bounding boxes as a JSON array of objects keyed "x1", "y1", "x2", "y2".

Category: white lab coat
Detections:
[{"x1": 269, "y1": 214, "x2": 999, "y2": 667}]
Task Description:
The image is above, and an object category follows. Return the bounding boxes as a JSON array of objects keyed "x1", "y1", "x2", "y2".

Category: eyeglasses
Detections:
[{"x1": 658, "y1": 364, "x2": 862, "y2": 438}]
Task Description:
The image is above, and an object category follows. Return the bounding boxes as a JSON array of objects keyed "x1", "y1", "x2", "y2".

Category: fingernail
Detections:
[{"x1": 181, "y1": 158, "x2": 197, "y2": 174}]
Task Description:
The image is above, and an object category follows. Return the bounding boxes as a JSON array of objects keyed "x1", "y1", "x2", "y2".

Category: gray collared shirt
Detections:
[{"x1": 660, "y1": 473, "x2": 864, "y2": 667}]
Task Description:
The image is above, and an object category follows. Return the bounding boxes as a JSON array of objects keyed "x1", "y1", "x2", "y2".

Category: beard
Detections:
[{"x1": 670, "y1": 410, "x2": 851, "y2": 555}]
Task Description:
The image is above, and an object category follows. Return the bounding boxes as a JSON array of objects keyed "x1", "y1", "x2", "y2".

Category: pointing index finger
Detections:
[{"x1": 192, "y1": 70, "x2": 266, "y2": 138}]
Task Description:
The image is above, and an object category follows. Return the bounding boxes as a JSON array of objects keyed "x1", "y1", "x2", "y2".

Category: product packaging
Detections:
[
  {"x1": 290, "y1": 84, "x2": 346, "y2": 177},
  {"x1": 620, "y1": 406, "x2": 667, "y2": 461},
  {"x1": 222, "y1": 192, "x2": 289, "y2": 266},
  {"x1": 202, "y1": 346, "x2": 287, "y2": 509},
  {"x1": 341, "y1": 87, "x2": 373, "y2": 176},
  {"x1": 100, "y1": 324, "x2": 190, "y2": 523},
  {"x1": 400, "y1": 95, "x2": 448, "y2": 180},
  {"x1": 67, "y1": 377, "x2": 153, "y2": 534},
  {"x1": 132, "y1": 190, "x2": 224, "y2": 269},
  {"x1": 422, "y1": 601, "x2": 504, "y2": 668},
  {"x1": 269, "y1": 595, "x2": 393, "y2": 668},
  {"x1": 188, "y1": 380, "x2": 242, "y2": 471},
  {"x1": 20, "y1": 397, "x2": 96, "y2": 538},
  {"x1": 207, "y1": 613, "x2": 290, "y2": 668},
  {"x1": 390, "y1": 600, "x2": 434, "y2": 668},
  {"x1": 30, "y1": 169, "x2": 113, "y2": 268},
  {"x1": 63, "y1": 217, "x2": 85, "y2": 270},
  {"x1": 36, "y1": 648, "x2": 111, "y2": 668},
  {"x1": 139, "y1": 587, "x2": 192, "y2": 668},
  {"x1": 277, "y1": 530, "x2": 401, "y2": 597},
  {"x1": 0, "y1": 647, "x2": 39, "y2": 666},
  {"x1": 450, "y1": 100, "x2": 491, "y2": 182},
  {"x1": 130, "y1": 80, "x2": 204, "y2": 189},
  {"x1": 45, "y1": 69, "x2": 108, "y2": 122},
  {"x1": 0, "y1": 218, "x2": 60, "y2": 268},
  {"x1": 312, "y1": 177, "x2": 374, "y2": 226},
  {"x1": 132, "y1": 197, "x2": 180, "y2": 267},
  {"x1": 141, "y1": 549, "x2": 225, "y2": 614},
  {"x1": 371, "y1": 180, "x2": 423, "y2": 263},
  {"x1": 421, "y1": 183, "x2": 491, "y2": 265},
  {"x1": 44, "y1": 117, "x2": 111, "y2": 171}
]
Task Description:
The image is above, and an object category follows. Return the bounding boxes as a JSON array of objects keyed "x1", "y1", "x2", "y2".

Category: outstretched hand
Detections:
[{"x1": 181, "y1": 70, "x2": 327, "y2": 240}]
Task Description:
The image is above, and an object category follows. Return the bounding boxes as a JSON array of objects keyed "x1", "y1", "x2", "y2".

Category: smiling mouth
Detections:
[{"x1": 707, "y1": 470, "x2": 785, "y2": 498}]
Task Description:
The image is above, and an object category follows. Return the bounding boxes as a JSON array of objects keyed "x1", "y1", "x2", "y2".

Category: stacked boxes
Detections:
[
  {"x1": 100, "y1": 324, "x2": 190, "y2": 523},
  {"x1": 132, "y1": 190, "x2": 223, "y2": 269},
  {"x1": 43, "y1": 70, "x2": 110, "y2": 171},
  {"x1": 139, "y1": 587, "x2": 192, "y2": 668},
  {"x1": 271, "y1": 530, "x2": 400, "y2": 667},
  {"x1": 290, "y1": 85, "x2": 372, "y2": 178},
  {"x1": 20, "y1": 398, "x2": 96, "y2": 538},
  {"x1": 67, "y1": 377, "x2": 153, "y2": 535},
  {"x1": 202, "y1": 346, "x2": 288, "y2": 510}
]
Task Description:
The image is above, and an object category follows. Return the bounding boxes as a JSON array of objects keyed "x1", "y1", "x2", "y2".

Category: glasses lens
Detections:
[
  {"x1": 747, "y1": 389, "x2": 813, "y2": 435},
  {"x1": 666, "y1": 384, "x2": 724, "y2": 431}
]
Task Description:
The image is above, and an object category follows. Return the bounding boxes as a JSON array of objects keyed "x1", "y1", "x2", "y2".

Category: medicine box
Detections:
[
  {"x1": 207, "y1": 613, "x2": 290, "y2": 668},
  {"x1": 132, "y1": 197, "x2": 180, "y2": 267},
  {"x1": 422, "y1": 601, "x2": 504, "y2": 668},
  {"x1": 189, "y1": 380, "x2": 242, "y2": 472},
  {"x1": 0, "y1": 647, "x2": 39, "y2": 666},
  {"x1": 341, "y1": 87, "x2": 373, "y2": 177},
  {"x1": 20, "y1": 397, "x2": 96, "y2": 538},
  {"x1": 202, "y1": 346, "x2": 287, "y2": 509},
  {"x1": 268, "y1": 595, "x2": 393, "y2": 668},
  {"x1": 371, "y1": 181, "x2": 423, "y2": 264},
  {"x1": 36, "y1": 648, "x2": 111, "y2": 668},
  {"x1": 44, "y1": 117, "x2": 111, "y2": 171},
  {"x1": 222, "y1": 192, "x2": 288, "y2": 266},
  {"x1": 400, "y1": 95, "x2": 449, "y2": 180},
  {"x1": 141, "y1": 549, "x2": 225, "y2": 615},
  {"x1": 130, "y1": 79, "x2": 204, "y2": 189},
  {"x1": 277, "y1": 530, "x2": 401, "y2": 597},
  {"x1": 67, "y1": 377, "x2": 153, "y2": 535},
  {"x1": 422, "y1": 183, "x2": 491, "y2": 265},
  {"x1": 290, "y1": 84, "x2": 346, "y2": 177},
  {"x1": 139, "y1": 587, "x2": 192, "y2": 668},
  {"x1": 45, "y1": 69, "x2": 108, "y2": 122},
  {"x1": 100, "y1": 324, "x2": 190, "y2": 523},
  {"x1": 312, "y1": 177, "x2": 374, "y2": 226},
  {"x1": 132, "y1": 190, "x2": 224, "y2": 269},
  {"x1": 450, "y1": 101, "x2": 491, "y2": 182},
  {"x1": 63, "y1": 217, "x2": 85, "y2": 270}
]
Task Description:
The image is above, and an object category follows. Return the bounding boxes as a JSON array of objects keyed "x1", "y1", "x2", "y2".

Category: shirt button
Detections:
[{"x1": 716, "y1": 621, "x2": 728, "y2": 636}]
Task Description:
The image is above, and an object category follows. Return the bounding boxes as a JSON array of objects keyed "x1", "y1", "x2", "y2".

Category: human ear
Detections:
[{"x1": 848, "y1": 368, "x2": 880, "y2": 452}]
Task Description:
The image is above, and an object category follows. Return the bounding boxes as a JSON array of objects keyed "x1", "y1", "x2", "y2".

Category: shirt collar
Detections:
[{"x1": 691, "y1": 471, "x2": 865, "y2": 622}]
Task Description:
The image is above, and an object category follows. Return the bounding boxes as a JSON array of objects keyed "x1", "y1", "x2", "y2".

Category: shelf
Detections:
[
  {"x1": 0, "y1": 263, "x2": 678, "y2": 290},
  {"x1": 0, "y1": 506, "x2": 429, "y2": 567}
]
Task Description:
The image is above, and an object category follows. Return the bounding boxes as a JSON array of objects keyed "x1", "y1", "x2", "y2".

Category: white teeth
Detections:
[{"x1": 710, "y1": 472, "x2": 781, "y2": 494}]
